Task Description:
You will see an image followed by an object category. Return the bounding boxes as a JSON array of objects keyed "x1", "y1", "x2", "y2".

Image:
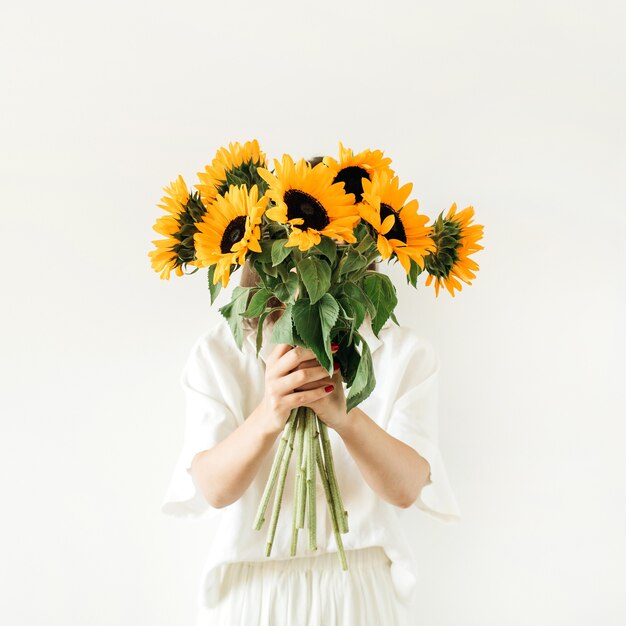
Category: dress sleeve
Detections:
[
  {"x1": 160, "y1": 334, "x2": 239, "y2": 519},
  {"x1": 386, "y1": 336, "x2": 462, "y2": 523}
]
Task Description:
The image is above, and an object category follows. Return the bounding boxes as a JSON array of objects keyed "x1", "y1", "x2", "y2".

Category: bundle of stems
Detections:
[{"x1": 253, "y1": 405, "x2": 349, "y2": 570}]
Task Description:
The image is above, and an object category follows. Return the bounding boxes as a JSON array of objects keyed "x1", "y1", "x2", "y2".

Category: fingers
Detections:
[
  {"x1": 290, "y1": 357, "x2": 342, "y2": 389},
  {"x1": 266, "y1": 343, "x2": 295, "y2": 366},
  {"x1": 283, "y1": 382, "x2": 335, "y2": 411},
  {"x1": 282, "y1": 355, "x2": 344, "y2": 393},
  {"x1": 278, "y1": 364, "x2": 331, "y2": 395},
  {"x1": 273, "y1": 342, "x2": 339, "y2": 376},
  {"x1": 292, "y1": 357, "x2": 320, "y2": 371},
  {"x1": 264, "y1": 342, "x2": 341, "y2": 416},
  {"x1": 273, "y1": 345, "x2": 318, "y2": 377}
]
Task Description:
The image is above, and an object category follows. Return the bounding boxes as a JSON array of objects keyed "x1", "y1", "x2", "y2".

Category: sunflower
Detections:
[
  {"x1": 148, "y1": 175, "x2": 207, "y2": 279},
  {"x1": 323, "y1": 141, "x2": 395, "y2": 204},
  {"x1": 424, "y1": 203, "x2": 484, "y2": 297},
  {"x1": 195, "y1": 139, "x2": 268, "y2": 205},
  {"x1": 359, "y1": 171, "x2": 435, "y2": 273},
  {"x1": 257, "y1": 154, "x2": 361, "y2": 251},
  {"x1": 194, "y1": 184, "x2": 268, "y2": 288}
]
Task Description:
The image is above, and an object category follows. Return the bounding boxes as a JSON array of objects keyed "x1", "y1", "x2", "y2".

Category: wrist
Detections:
[
  {"x1": 334, "y1": 407, "x2": 364, "y2": 441},
  {"x1": 251, "y1": 400, "x2": 286, "y2": 441}
]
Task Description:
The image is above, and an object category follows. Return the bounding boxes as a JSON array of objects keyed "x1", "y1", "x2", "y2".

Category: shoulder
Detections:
[
  {"x1": 376, "y1": 320, "x2": 440, "y2": 385},
  {"x1": 180, "y1": 317, "x2": 253, "y2": 393},
  {"x1": 379, "y1": 319, "x2": 437, "y2": 361},
  {"x1": 185, "y1": 316, "x2": 245, "y2": 367}
]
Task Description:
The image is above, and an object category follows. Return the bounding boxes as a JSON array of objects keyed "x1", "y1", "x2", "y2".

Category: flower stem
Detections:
[
  {"x1": 306, "y1": 408, "x2": 317, "y2": 551},
  {"x1": 318, "y1": 419, "x2": 349, "y2": 533},
  {"x1": 290, "y1": 410, "x2": 305, "y2": 556},
  {"x1": 253, "y1": 408, "x2": 297, "y2": 531},
  {"x1": 265, "y1": 411, "x2": 298, "y2": 557},
  {"x1": 295, "y1": 411, "x2": 307, "y2": 530},
  {"x1": 315, "y1": 431, "x2": 348, "y2": 571}
]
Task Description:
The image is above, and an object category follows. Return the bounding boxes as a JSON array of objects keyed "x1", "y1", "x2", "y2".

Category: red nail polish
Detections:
[
  {"x1": 325, "y1": 385, "x2": 334, "y2": 393},
  {"x1": 333, "y1": 362, "x2": 339, "y2": 371},
  {"x1": 331, "y1": 342, "x2": 339, "y2": 350}
]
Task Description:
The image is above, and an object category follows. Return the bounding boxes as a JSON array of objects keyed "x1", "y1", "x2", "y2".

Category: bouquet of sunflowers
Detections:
[{"x1": 149, "y1": 140, "x2": 484, "y2": 570}]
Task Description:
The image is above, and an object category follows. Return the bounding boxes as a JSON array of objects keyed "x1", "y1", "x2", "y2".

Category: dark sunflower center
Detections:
[
  {"x1": 333, "y1": 166, "x2": 370, "y2": 202},
  {"x1": 380, "y1": 203, "x2": 406, "y2": 243},
  {"x1": 284, "y1": 189, "x2": 329, "y2": 230},
  {"x1": 220, "y1": 215, "x2": 247, "y2": 253}
]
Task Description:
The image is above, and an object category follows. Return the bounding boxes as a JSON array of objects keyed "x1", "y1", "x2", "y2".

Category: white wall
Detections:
[{"x1": 2, "y1": 1, "x2": 625, "y2": 624}]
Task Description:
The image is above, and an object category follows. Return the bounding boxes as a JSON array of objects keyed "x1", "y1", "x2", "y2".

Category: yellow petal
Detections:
[
  {"x1": 377, "y1": 234, "x2": 392, "y2": 259},
  {"x1": 380, "y1": 214, "x2": 395, "y2": 235}
]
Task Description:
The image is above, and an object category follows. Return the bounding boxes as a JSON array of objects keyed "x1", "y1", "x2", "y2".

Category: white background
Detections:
[{"x1": 2, "y1": 1, "x2": 625, "y2": 624}]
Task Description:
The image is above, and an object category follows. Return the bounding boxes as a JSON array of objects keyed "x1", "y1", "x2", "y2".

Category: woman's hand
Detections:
[
  {"x1": 300, "y1": 346, "x2": 350, "y2": 432},
  {"x1": 258, "y1": 342, "x2": 339, "y2": 434},
  {"x1": 278, "y1": 341, "x2": 350, "y2": 432}
]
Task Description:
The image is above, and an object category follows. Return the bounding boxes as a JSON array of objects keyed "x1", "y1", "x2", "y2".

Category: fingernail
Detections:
[
  {"x1": 325, "y1": 385, "x2": 334, "y2": 393},
  {"x1": 331, "y1": 342, "x2": 339, "y2": 352},
  {"x1": 333, "y1": 361, "x2": 339, "y2": 371}
]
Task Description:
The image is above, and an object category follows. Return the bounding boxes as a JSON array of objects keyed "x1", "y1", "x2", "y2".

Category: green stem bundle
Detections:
[{"x1": 253, "y1": 406, "x2": 349, "y2": 570}]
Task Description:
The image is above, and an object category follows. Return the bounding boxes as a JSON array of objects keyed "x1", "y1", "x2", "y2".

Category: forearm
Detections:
[
  {"x1": 189, "y1": 402, "x2": 282, "y2": 508},
  {"x1": 335, "y1": 407, "x2": 431, "y2": 508}
]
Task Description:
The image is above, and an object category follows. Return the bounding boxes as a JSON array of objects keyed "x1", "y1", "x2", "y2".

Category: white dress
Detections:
[
  {"x1": 161, "y1": 315, "x2": 461, "y2": 625},
  {"x1": 195, "y1": 546, "x2": 410, "y2": 625}
]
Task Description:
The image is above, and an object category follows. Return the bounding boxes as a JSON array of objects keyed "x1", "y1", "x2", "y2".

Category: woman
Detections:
[{"x1": 161, "y1": 248, "x2": 461, "y2": 626}]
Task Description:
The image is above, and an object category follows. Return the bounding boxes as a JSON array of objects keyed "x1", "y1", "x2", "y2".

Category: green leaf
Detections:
[
  {"x1": 290, "y1": 320, "x2": 308, "y2": 349},
  {"x1": 339, "y1": 249, "x2": 369, "y2": 276},
  {"x1": 207, "y1": 266, "x2": 222, "y2": 305},
  {"x1": 292, "y1": 298, "x2": 332, "y2": 371},
  {"x1": 334, "y1": 337, "x2": 360, "y2": 387},
  {"x1": 262, "y1": 262, "x2": 279, "y2": 278},
  {"x1": 378, "y1": 276, "x2": 398, "y2": 334},
  {"x1": 352, "y1": 299, "x2": 367, "y2": 334},
  {"x1": 255, "y1": 239, "x2": 274, "y2": 264},
  {"x1": 407, "y1": 257, "x2": 422, "y2": 288},
  {"x1": 274, "y1": 271, "x2": 299, "y2": 303},
  {"x1": 269, "y1": 304, "x2": 294, "y2": 345},
  {"x1": 318, "y1": 293, "x2": 340, "y2": 346},
  {"x1": 335, "y1": 298, "x2": 352, "y2": 323},
  {"x1": 271, "y1": 239, "x2": 292, "y2": 266},
  {"x1": 346, "y1": 337, "x2": 371, "y2": 397},
  {"x1": 362, "y1": 272, "x2": 398, "y2": 335},
  {"x1": 298, "y1": 256, "x2": 331, "y2": 305},
  {"x1": 355, "y1": 231, "x2": 376, "y2": 255},
  {"x1": 311, "y1": 236, "x2": 337, "y2": 264},
  {"x1": 342, "y1": 282, "x2": 376, "y2": 320},
  {"x1": 266, "y1": 219, "x2": 286, "y2": 239},
  {"x1": 242, "y1": 288, "x2": 272, "y2": 318},
  {"x1": 352, "y1": 221, "x2": 370, "y2": 241},
  {"x1": 346, "y1": 369, "x2": 376, "y2": 412},
  {"x1": 345, "y1": 336, "x2": 376, "y2": 412},
  {"x1": 255, "y1": 309, "x2": 271, "y2": 358},
  {"x1": 338, "y1": 293, "x2": 365, "y2": 338},
  {"x1": 256, "y1": 262, "x2": 277, "y2": 289},
  {"x1": 218, "y1": 286, "x2": 251, "y2": 350}
]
